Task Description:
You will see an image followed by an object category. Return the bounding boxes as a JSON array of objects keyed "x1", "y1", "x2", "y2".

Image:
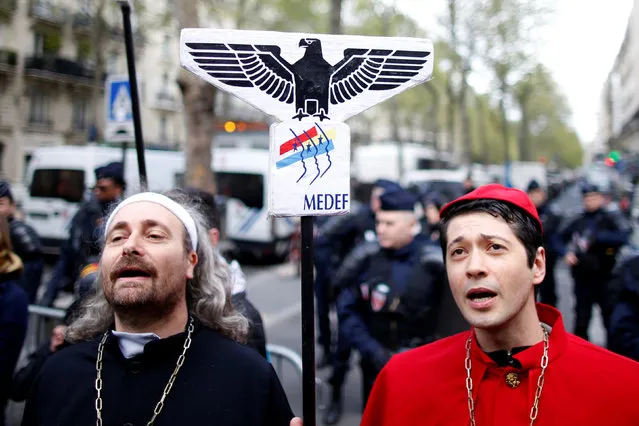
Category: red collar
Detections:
[{"x1": 469, "y1": 303, "x2": 568, "y2": 371}]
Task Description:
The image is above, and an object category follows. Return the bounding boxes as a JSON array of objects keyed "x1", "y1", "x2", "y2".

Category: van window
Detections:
[
  {"x1": 217, "y1": 172, "x2": 264, "y2": 209},
  {"x1": 30, "y1": 169, "x2": 85, "y2": 202}
]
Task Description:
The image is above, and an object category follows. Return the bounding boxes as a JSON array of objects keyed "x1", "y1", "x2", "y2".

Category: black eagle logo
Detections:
[{"x1": 184, "y1": 38, "x2": 431, "y2": 121}]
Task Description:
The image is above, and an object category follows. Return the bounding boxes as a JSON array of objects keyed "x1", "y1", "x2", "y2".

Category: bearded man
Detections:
[
  {"x1": 360, "y1": 184, "x2": 639, "y2": 426},
  {"x1": 22, "y1": 192, "x2": 294, "y2": 426}
]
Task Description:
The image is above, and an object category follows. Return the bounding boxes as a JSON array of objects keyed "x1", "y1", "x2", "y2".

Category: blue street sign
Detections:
[{"x1": 105, "y1": 74, "x2": 135, "y2": 142}]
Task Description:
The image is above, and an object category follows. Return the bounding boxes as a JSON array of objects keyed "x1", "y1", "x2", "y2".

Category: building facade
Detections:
[
  {"x1": 597, "y1": 0, "x2": 639, "y2": 154},
  {"x1": 0, "y1": 0, "x2": 186, "y2": 184}
]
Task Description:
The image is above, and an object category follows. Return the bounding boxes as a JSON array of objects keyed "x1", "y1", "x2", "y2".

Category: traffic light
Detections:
[{"x1": 605, "y1": 150, "x2": 621, "y2": 167}]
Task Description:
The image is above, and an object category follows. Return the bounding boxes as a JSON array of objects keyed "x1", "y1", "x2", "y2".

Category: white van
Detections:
[
  {"x1": 353, "y1": 142, "x2": 456, "y2": 184},
  {"x1": 23, "y1": 145, "x2": 184, "y2": 253}
]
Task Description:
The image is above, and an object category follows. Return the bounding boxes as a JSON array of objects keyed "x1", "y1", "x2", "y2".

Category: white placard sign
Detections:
[
  {"x1": 269, "y1": 121, "x2": 350, "y2": 216},
  {"x1": 179, "y1": 29, "x2": 434, "y2": 216}
]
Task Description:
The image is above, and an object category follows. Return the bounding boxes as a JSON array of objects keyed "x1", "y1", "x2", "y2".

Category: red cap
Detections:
[{"x1": 440, "y1": 184, "x2": 542, "y2": 231}]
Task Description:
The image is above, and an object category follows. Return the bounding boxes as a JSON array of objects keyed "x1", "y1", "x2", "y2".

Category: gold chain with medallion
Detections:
[
  {"x1": 465, "y1": 327, "x2": 549, "y2": 426},
  {"x1": 95, "y1": 317, "x2": 195, "y2": 426}
]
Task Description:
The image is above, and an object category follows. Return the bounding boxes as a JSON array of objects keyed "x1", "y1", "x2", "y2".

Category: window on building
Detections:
[
  {"x1": 159, "y1": 114, "x2": 168, "y2": 143},
  {"x1": 29, "y1": 90, "x2": 51, "y2": 125},
  {"x1": 34, "y1": 32, "x2": 60, "y2": 56},
  {"x1": 72, "y1": 96, "x2": 88, "y2": 130}
]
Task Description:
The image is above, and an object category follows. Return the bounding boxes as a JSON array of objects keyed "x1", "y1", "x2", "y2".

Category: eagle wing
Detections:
[
  {"x1": 184, "y1": 42, "x2": 295, "y2": 104},
  {"x1": 329, "y1": 49, "x2": 431, "y2": 104}
]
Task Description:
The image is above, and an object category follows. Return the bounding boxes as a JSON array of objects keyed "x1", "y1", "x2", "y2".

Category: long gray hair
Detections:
[{"x1": 66, "y1": 191, "x2": 249, "y2": 343}]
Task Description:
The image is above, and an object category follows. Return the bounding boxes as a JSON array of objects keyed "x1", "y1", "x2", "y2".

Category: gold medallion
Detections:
[{"x1": 505, "y1": 372, "x2": 521, "y2": 388}]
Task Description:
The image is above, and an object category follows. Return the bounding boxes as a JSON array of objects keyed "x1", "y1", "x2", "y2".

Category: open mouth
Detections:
[{"x1": 466, "y1": 288, "x2": 497, "y2": 304}]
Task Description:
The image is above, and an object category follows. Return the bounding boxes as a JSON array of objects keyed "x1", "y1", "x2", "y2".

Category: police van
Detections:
[{"x1": 22, "y1": 145, "x2": 184, "y2": 254}]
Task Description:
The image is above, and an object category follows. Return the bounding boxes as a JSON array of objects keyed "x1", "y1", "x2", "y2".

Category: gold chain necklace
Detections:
[
  {"x1": 95, "y1": 317, "x2": 195, "y2": 426},
  {"x1": 465, "y1": 327, "x2": 549, "y2": 426}
]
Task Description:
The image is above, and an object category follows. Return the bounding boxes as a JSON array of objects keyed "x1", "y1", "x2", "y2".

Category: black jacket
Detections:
[
  {"x1": 22, "y1": 322, "x2": 294, "y2": 426},
  {"x1": 337, "y1": 241, "x2": 447, "y2": 363}
]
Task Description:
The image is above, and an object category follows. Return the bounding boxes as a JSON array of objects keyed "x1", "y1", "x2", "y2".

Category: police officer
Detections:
[
  {"x1": 0, "y1": 181, "x2": 44, "y2": 304},
  {"x1": 554, "y1": 182, "x2": 630, "y2": 340},
  {"x1": 39, "y1": 162, "x2": 125, "y2": 306},
  {"x1": 314, "y1": 179, "x2": 400, "y2": 424},
  {"x1": 336, "y1": 189, "x2": 447, "y2": 408},
  {"x1": 526, "y1": 179, "x2": 562, "y2": 307}
]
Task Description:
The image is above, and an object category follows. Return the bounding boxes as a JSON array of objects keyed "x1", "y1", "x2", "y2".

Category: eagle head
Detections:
[{"x1": 299, "y1": 38, "x2": 321, "y2": 48}]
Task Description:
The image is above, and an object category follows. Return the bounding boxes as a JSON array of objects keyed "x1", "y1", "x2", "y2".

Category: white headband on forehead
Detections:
[{"x1": 104, "y1": 192, "x2": 198, "y2": 251}]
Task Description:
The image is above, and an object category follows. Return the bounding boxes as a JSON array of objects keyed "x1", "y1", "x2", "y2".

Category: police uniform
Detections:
[
  {"x1": 336, "y1": 189, "x2": 447, "y2": 407},
  {"x1": 314, "y1": 179, "x2": 401, "y2": 359},
  {"x1": 313, "y1": 179, "x2": 401, "y2": 424},
  {"x1": 553, "y1": 183, "x2": 630, "y2": 340},
  {"x1": 39, "y1": 163, "x2": 124, "y2": 306}
]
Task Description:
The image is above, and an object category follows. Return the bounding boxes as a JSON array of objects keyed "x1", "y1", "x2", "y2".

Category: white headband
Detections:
[{"x1": 104, "y1": 192, "x2": 198, "y2": 251}]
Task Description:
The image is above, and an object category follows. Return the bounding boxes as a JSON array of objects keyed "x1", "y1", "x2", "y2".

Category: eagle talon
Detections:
[
  {"x1": 292, "y1": 110, "x2": 310, "y2": 121},
  {"x1": 313, "y1": 110, "x2": 329, "y2": 121}
]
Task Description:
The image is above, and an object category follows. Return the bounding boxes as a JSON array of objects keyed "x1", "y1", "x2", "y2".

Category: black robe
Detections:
[{"x1": 22, "y1": 321, "x2": 294, "y2": 426}]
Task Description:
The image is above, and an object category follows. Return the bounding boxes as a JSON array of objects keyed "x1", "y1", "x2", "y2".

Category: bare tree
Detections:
[
  {"x1": 477, "y1": 0, "x2": 553, "y2": 163},
  {"x1": 441, "y1": 0, "x2": 478, "y2": 163}
]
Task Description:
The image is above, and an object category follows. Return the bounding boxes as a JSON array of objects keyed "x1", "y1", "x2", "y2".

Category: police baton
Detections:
[{"x1": 115, "y1": 0, "x2": 148, "y2": 191}]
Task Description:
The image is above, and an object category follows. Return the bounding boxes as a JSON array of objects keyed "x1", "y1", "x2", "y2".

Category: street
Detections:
[{"x1": 6, "y1": 255, "x2": 605, "y2": 426}]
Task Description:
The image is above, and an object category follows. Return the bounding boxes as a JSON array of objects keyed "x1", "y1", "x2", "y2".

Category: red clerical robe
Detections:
[{"x1": 362, "y1": 304, "x2": 639, "y2": 425}]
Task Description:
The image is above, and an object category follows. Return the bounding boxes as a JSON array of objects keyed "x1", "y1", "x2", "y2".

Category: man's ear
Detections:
[
  {"x1": 208, "y1": 228, "x2": 220, "y2": 248},
  {"x1": 532, "y1": 246, "x2": 546, "y2": 286},
  {"x1": 185, "y1": 251, "x2": 198, "y2": 279}
]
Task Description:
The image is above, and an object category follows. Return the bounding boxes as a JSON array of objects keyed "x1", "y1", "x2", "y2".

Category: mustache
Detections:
[{"x1": 109, "y1": 256, "x2": 157, "y2": 281}]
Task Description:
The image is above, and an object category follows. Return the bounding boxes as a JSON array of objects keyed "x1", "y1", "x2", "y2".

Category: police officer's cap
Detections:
[
  {"x1": 581, "y1": 182, "x2": 602, "y2": 195},
  {"x1": 0, "y1": 180, "x2": 13, "y2": 202},
  {"x1": 374, "y1": 179, "x2": 401, "y2": 192},
  {"x1": 380, "y1": 189, "x2": 417, "y2": 212},
  {"x1": 526, "y1": 179, "x2": 542, "y2": 193},
  {"x1": 95, "y1": 162, "x2": 125, "y2": 187}
]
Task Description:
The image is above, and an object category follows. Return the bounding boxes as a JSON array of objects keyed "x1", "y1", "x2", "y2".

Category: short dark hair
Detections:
[
  {"x1": 439, "y1": 199, "x2": 543, "y2": 268},
  {"x1": 170, "y1": 187, "x2": 220, "y2": 231}
]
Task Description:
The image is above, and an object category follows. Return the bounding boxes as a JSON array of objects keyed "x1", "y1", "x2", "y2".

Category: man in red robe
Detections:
[{"x1": 361, "y1": 184, "x2": 639, "y2": 426}]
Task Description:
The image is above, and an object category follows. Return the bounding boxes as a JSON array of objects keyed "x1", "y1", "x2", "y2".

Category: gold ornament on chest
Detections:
[{"x1": 505, "y1": 372, "x2": 521, "y2": 388}]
